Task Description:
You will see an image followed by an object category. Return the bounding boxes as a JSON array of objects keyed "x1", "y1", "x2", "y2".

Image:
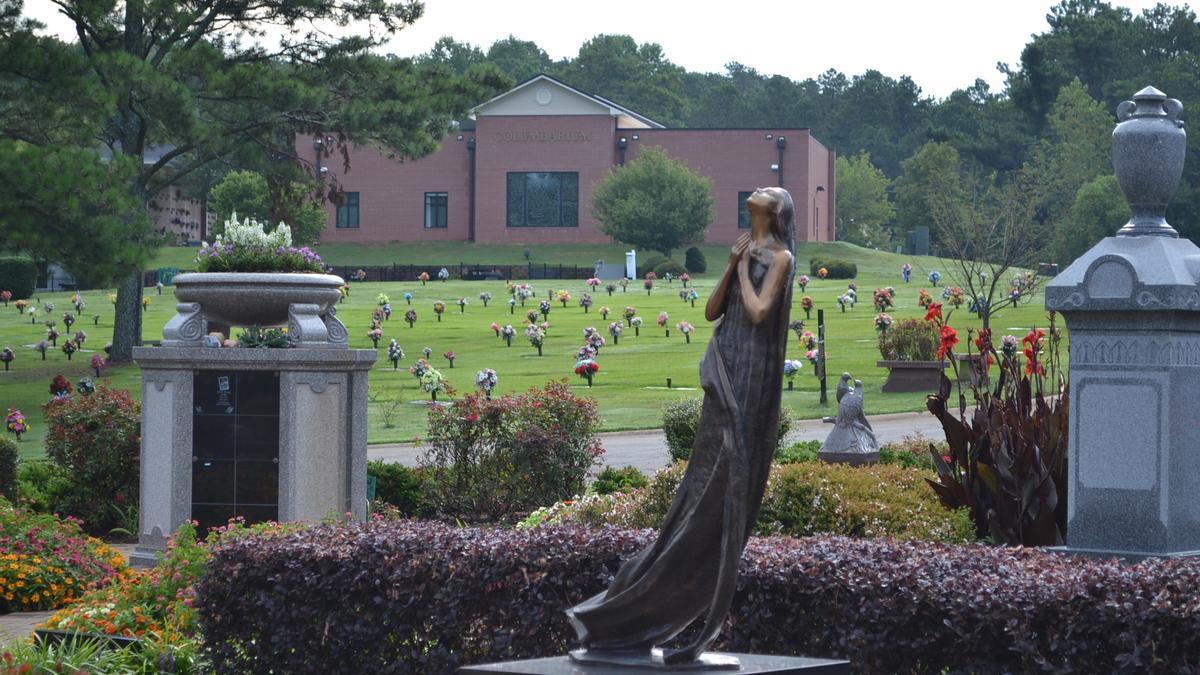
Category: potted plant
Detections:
[
  {"x1": 876, "y1": 313, "x2": 947, "y2": 393},
  {"x1": 173, "y1": 214, "x2": 342, "y2": 339}
]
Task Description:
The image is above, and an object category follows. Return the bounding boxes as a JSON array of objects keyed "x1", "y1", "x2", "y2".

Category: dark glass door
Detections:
[{"x1": 192, "y1": 371, "x2": 279, "y2": 536}]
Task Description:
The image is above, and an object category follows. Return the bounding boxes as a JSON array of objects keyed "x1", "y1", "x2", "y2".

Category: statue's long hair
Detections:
[{"x1": 768, "y1": 188, "x2": 796, "y2": 262}]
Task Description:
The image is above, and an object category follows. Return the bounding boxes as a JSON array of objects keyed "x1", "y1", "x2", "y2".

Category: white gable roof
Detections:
[{"x1": 470, "y1": 74, "x2": 664, "y2": 129}]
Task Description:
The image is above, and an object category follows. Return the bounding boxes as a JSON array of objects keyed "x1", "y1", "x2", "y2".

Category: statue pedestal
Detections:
[{"x1": 458, "y1": 653, "x2": 850, "y2": 674}]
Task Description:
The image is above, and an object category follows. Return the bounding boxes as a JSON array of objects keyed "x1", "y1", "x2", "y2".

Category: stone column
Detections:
[
  {"x1": 1046, "y1": 86, "x2": 1200, "y2": 558},
  {"x1": 131, "y1": 369, "x2": 193, "y2": 567}
]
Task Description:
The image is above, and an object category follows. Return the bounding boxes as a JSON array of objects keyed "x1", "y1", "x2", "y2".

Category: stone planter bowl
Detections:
[{"x1": 173, "y1": 272, "x2": 344, "y2": 330}]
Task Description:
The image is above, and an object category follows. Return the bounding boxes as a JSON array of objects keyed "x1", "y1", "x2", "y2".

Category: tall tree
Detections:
[
  {"x1": 893, "y1": 141, "x2": 964, "y2": 251},
  {"x1": 834, "y1": 152, "x2": 894, "y2": 248},
  {"x1": 592, "y1": 146, "x2": 713, "y2": 257},
  {"x1": 1, "y1": 0, "x2": 505, "y2": 361},
  {"x1": 1050, "y1": 174, "x2": 1129, "y2": 264},
  {"x1": 486, "y1": 36, "x2": 552, "y2": 83},
  {"x1": 558, "y1": 34, "x2": 686, "y2": 126}
]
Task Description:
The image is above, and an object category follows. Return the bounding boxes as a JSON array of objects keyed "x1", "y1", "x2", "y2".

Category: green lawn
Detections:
[{"x1": 3, "y1": 241, "x2": 1064, "y2": 460}]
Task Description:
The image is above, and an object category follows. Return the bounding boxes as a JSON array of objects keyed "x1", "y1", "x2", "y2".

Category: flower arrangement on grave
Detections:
[
  {"x1": 339, "y1": 283, "x2": 350, "y2": 301},
  {"x1": 490, "y1": 322, "x2": 502, "y2": 337},
  {"x1": 403, "y1": 308, "x2": 417, "y2": 328},
  {"x1": 377, "y1": 293, "x2": 389, "y2": 306},
  {"x1": 805, "y1": 348, "x2": 820, "y2": 367},
  {"x1": 475, "y1": 368, "x2": 498, "y2": 398},
  {"x1": 14, "y1": 298, "x2": 27, "y2": 314},
  {"x1": 433, "y1": 301, "x2": 446, "y2": 321},
  {"x1": 28, "y1": 307, "x2": 38, "y2": 324},
  {"x1": 63, "y1": 313, "x2": 75, "y2": 330},
  {"x1": 872, "y1": 288, "x2": 894, "y2": 312},
  {"x1": 556, "y1": 290, "x2": 571, "y2": 308},
  {"x1": 664, "y1": 272, "x2": 674, "y2": 284},
  {"x1": 684, "y1": 288, "x2": 699, "y2": 307},
  {"x1": 800, "y1": 295, "x2": 814, "y2": 319},
  {"x1": 680, "y1": 273, "x2": 690, "y2": 287},
  {"x1": 382, "y1": 303, "x2": 392, "y2": 320},
  {"x1": 587, "y1": 331, "x2": 606, "y2": 353},
  {"x1": 599, "y1": 306, "x2": 610, "y2": 320},
  {"x1": 875, "y1": 312, "x2": 893, "y2": 335},
  {"x1": 0, "y1": 347, "x2": 12, "y2": 371},
  {"x1": 195, "y1": 214, "x2": 323, "y2": 273},
  {"x1": 0, "y1": 290, "x2": 9, "y2": 306},
  {"x1": 367, "y1": 325, "x2": 383, "y2": 348},
  {"x1": 42, "y1": 302, "x2": 54, "y2": 313},
  {"x1": 408, "y1": 358, "x2": 429, "y2": 378},
  {"x1": 403, "y1": 292, "x2": 413, "y2": 305},
  {"x1": 524, "y1": 309, "x2": 539, "y2": 325},
  {"x1": 539, "y1": 300, "x2": 552, "y2": 319},
  {"x1": 414, "y1": 360, "x2": 448, "y2": 400},
  {"x1": 418, "y1": 271, "x2": 430, "y2": 285},
  {"x1": 355, "y1": 269, "x2": 367, "y2": 282},
  {"x1": 372, "y1": 308, "x2": 385, "y2": 324},
  {"x1": 5, "y1": 408, "x2": 28, "y2": 440},
  {"x1": 788, "y1": 320, "x2": 805, "y2": 341},
  {"x1": 574, "y1": 354, "x2": 600, "y2": 387},
  {"x1": 59, "y1": 338, "x2": 75, "y2": 360},
  {"x1": 422, "y1": 346, "x2": 433, "y2": 360},
  {"x1": 631, "y1": 315, "x2": 643, "y2": 336},
  {"x1": 587, "y1": 277, "x2": 601, "y2": 290},
  {"x1": 622, "y1": 306, "x2": 637, "y2": 326},
  {"x1": 456, "y1": 297, "x2": 467, "y2": 314},
  {"x1": 515, "y1": 283, "x2": 534, "y2": 304},
  {"x1": 46, "y1": 327, "x2": 59, "y2": 347},
  {"x1": 676, "y1": 321, "x2": 695, "y2": 343},
  {"x1": 605, "y1": 283, "x2": 617, "y2": 296},
  {"x1": 72, "y1": 295, "x2": 85, "y2": 312},
  {"x1": 783, "y1": 359, "x2": 803, "y2": 389},
  {"x1": 438, "y1": 267, "x2": 450, "y2": 282},
  {"x1": 917, "y1": 288, "x2": 933, "y2": 308},
  {"x1": 644, "y1": 275, "x2": 654, "y2": 295},
  {"x1": 479, "y1": 291, "x2": 493, "y2": 308},
  {"x1": 837, "y1": 294, "x2": 851, "y2": 312},
  {"x1": 387, "y1": 339, "x2": 405, "y2": 369},
  {"x1": 817, "y1": 267, "x2": 829, "y2": 279},
  {"x1": 50, "y1": 375, "x2": 71, "y2": 398},
  {"x1": 91, "y1": 314, "x2": 99, "y2": 326},
  {"x1": 442, "y1": 350, "x2": 456, "y2": 368},
  {"x1": 579, "y1": 294, "x2": 593, "y2": 313},
  {"x1": 141, "y1": 297, "x2": 152, "y2": 310},
  {"x1": 902, "y1": 263, "x2": 912, "y2": 282},
  {"x1": 108, "y1": 293, "x2": 117, "y2": 306},
  {"x1": 77, "y1": 377, "x2": 95, "y2": 395},
  {"x1": 619, "y1": 279, "x2": 628, "y2": 292},
  {"x1": 608, "y1": 321, "x2": 622, "y2": 344},
  {"x1": 947, "y1": 286, "x2": 966, "y2": 308},
  {"x1": 33, "y1": 341, "x2": 47, "y2": 360},
  {"x1": 526, "y1": 324, "x2": 546, "y2": 356},
  {"x1": 928, "y1": 270, "x2": 942, "y2": 286},
  {"x1": 90, "y1": 353, "x2": 105, "y2": 377},
  {"x1": 501, "y1": 324, "x2": 516, "y2": 346},
  {"x1": 73, "y1": 330, "x2": 87, "y2": 347},
  {"x1": 657, "y1": 311, "x2": 670, "y2": 336}
]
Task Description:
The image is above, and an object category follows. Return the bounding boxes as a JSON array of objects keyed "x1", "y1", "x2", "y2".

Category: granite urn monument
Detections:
[
  {"x1": 463, "y1": 189, "x2": 848, "y2": 673},
  {"x1": 130, "y1": 272, "x2": 375, "y2": 566},
  {"x1": 1046, "y1": 86, "x2": 1200, "y2": 558}
]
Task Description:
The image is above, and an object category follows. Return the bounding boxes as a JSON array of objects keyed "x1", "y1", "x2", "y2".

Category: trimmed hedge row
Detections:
[
  {"x1": 196, "y1": 521, "x2": 1200, "y2": 673},
  {"x1": 809, "y1": 258, "x2": 857, "y2": 279}
]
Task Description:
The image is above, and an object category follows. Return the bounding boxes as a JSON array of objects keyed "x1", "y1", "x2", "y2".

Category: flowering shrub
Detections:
[
  {"x1": 662, "y1": 398, "x2": 792, "y2": 461},
  {"x1": 43, "y1": 386, "x2": 140, "y2": 533},
  {"x1": 419, "y1": 381, "x2": 604, "y2": 523},
  {"x1": 195, "y1": 214, "x2": 323, "y2": 273},
  {"x1": 877, "y1": 318, "x2": 938, "y2": 361},
  {"x1": 0, "y1": 499, "x2": 128, "y2": 613}
]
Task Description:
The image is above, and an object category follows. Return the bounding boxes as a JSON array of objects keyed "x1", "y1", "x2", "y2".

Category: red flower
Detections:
[
  {"x1": 937, "y1": 325, "x2": 958, "y2": 360},
  {"x1": 974, "y1": 328, "x2": 991, "y2": 351},
  {"x1": 1022, "y1": 327, "x2": 1046, "y2": 350},
  {"x1": 924, "y1": 303, "x2": 943, "y2": 323}
]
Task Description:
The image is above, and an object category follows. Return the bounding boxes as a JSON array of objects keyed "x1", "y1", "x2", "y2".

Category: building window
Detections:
[
  {"x1": 336, "y1": 192, "x2": 359, "y2": 229},
  {"x1": 424, "y1": 192, "x2": 448, "y2": 229},
  {"x1": 506, "y1": 172, "x2": 579, "y2": 227},
  {"x1": 737, "y1": 191, "x2": 754, "y2": 229}
]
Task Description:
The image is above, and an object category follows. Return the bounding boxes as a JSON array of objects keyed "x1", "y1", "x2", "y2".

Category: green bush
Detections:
[
  {"x1": 16, "y1": 460, "x2": 72, "y2": 513},
  {"x1": 591, "y1": 465, "x2": 648, "y2": 495},
  {"x1": 519, "y1": 462, "x2": 685, "y2": 530},
  {"x1": 663, "y1": 397, "x2": 791, "y2": 462},
  {"x1": 774, "y1": 439, "x2": 819, "y2": 464},
  {"x1": 808, "y1": 258, "x2": 858, "y2": 279},
  {"x1": 877, "y1": 318, "x2": 938, "y2": 361},
  {"x1": 757, "y1": 462, "x2": 974, "y2": 542},
  {"x1": 0, "y1": 435, "x2": 16, "y2": 501},
  {"x1": 774, "y1": 435, "x2": 939, "y2": 471},
  {"x1": 684, "y1": 246, "x2": 707, "y2": 273},
  {"x1": 367, "y1": 460, "x2": 427, "y2": 516},
  {"x1": 635, "y1": 252, "x2": 667, "y2": 278},
  {"x1": 0, "y1": 257, "x2": 36, "y2": 300},
  {"x1": 43, "y1": 386, "x2": 140, "y2": 533},
  {"x1": 420, "y1": 382, "x2": 604, "y2": 524},
  {"x1": 652, "y1": 258, "x2": 687, "y2": 278}
]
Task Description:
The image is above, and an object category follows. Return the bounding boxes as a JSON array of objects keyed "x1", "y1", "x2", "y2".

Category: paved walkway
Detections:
[
  {"x1": 370, "y1": 409, "x2": 946, "y2": 475},
  {"x1": 0, "y1": 544, "x2": 136, "y2": 646}
]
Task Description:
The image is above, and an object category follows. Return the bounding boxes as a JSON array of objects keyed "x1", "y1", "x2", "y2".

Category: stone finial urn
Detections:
[{"x1": 1113, "y1": 86, "x2": 1186, "y2": 237}]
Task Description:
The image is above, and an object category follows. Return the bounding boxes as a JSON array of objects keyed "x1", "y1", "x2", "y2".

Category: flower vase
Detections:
[
  {"x1": 787, "y1": 381, "x2": 794, "y2": 391},
  {"x1": 586, "y1": 374, "x2": 593, "y2": 387},
  {"x1": 66, "y1": 352, "x2": 72, "y2": 361},
  {"x1": 537, "y1": 345, "x2": 543, "y2": 356},
  {"x1": 93, "y1": 317, "x2": 99, "y2": 325},
  {"x1": 684, "y1": 334, "x2": 690, "y2": 344},
  {"x1": 635, "y1": 326, "x2": 640, "y2": 337},
  {"x1": 561, "y1": 301, "x2": 567, "y2": 308},
  {"x1": 805, "y1": 310, "x2": 811, "y2": 319},
  {"x1": 391, "y1": 359, "x2": 399, "y2": 370},
  {"x1": 436, "y1": 314, "x2": 441, "y2": 322},
  {"x1": 607, "y1": 289, "x2": 613, "y2": 296},
  {"x1": 646, "y1": 290, "x2": 651, "y2": 296},
  {"x1": 448, "y1": 359, "x2": 454, "y2": 369},
  {"x1": 613, "y1": 335, "x2": 619, "y2": 345},
  {"x1": 690, "y1": 300, "x2": 696, "y2": 308},
  {"x1": 583, "y1": 306, "x2": 588, "y2": 313},
  {"x1": 459, "y1": 307, "x2": 464, "y2": 314},
  {"x1": 509, "y1": 305, "x2": 514, "y2": 314},
  {"x1": 94, "y1": 367, "x2": 101, "y2": 377},
  {"x1": 2, "y1": 362, "x2": 7, "y2": 371},
  {"x1": 506, "y1": 336, "x2": 512, "y2": 347},
  {"x1": 430, "y1": 390, "x2": 437, "y2": 401},
  {"x1": 483, "y1": 300, "x2": 489, "y2": 308},
  {"x1": 665, "y1": 329, "x2": 670, "y2": 338},
  {"x1": 407, "y1": 320, "x2": 414, "y2": 328},
  {"x1": 40, "y1": 352, "x2": 45, "y2": 361},
  {"x1": 371, "y1": 339, "x2": 379, "y2": 348}
]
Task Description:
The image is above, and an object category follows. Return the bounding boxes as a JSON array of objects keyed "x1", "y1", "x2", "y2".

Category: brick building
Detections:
[{"x1": 304, "y1": 75, "x2": 835, "y2": 246}]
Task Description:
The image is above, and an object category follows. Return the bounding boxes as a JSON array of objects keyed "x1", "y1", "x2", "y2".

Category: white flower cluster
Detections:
[{"x1": 202, "y1": 212, "x2": 292, "y2": 251}]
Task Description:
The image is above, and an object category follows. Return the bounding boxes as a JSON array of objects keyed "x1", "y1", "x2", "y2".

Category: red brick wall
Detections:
[{"x1": 299, "y1": 123, "x2": 835, "y2": 246}]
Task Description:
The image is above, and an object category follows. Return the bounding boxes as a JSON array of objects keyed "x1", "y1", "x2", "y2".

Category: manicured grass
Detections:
[{"x1": 3, "y1": 242, "x2": 1065, "y2": 459}]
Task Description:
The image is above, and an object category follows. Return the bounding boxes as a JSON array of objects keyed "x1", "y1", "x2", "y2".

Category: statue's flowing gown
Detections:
[{"x1": 568, "y1": 245, "x2": 792, "y2": 658}]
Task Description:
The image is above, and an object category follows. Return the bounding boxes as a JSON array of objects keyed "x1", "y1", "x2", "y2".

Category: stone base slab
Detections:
[
  {"x1": 459, "y1": 652, "x2": 850, "y2": 674},
  {"x1": 1048, "y1": 545, "x2": 1200, "y2": 563}
]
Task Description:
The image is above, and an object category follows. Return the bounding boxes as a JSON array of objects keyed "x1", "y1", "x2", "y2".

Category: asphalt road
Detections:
[{"x1": 368, "y1": 410, "x2": 946, "y2": 475}]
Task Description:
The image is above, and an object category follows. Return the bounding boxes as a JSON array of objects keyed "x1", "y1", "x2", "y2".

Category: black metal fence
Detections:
[{"x1": 142, "y1": 262, "x2": 596, "y2": 288}]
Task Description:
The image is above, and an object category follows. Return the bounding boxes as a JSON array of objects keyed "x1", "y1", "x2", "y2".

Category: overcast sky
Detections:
[{"x1": 25, "y1": 0, "x2": 1174, "y2": 99}]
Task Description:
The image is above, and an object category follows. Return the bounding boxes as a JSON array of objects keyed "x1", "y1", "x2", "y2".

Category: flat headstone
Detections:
[{"x1": 458, "y1": 653, "x2": 850, "y2": 674}]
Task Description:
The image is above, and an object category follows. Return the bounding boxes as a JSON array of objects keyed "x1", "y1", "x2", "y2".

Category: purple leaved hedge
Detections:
[{"x1": 194, "y1": 521, "x2": 1200, "y2": 674}]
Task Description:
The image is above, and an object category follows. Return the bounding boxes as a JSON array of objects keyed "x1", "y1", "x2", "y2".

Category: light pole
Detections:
[{"x1": 813, "y1": 185, "x2": 825, "y2": 240}]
